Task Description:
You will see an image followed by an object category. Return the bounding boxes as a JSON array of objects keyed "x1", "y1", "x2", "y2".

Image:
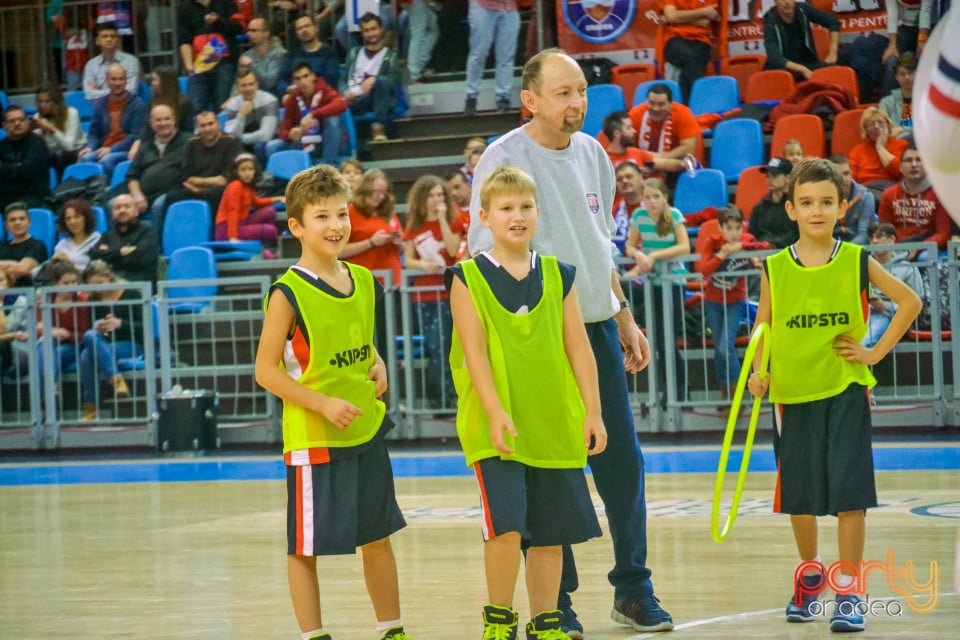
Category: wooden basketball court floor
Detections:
[{"x1": 1, "y1": 441, "x2": 958, "y2": 639}]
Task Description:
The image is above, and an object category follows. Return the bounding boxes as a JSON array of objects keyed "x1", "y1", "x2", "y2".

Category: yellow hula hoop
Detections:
[{"x1": 711, "y1": 322, "x2": 770, "y2": 543}]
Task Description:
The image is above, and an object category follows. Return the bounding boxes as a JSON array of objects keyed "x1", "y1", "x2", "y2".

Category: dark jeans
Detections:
[
  {"x1": 348, "y1": 77, "x2": 397, "y2": 132},
  {"x1": 188, "y1": 63, "x2": 236, "y2": 114},
  {"x1": 560, "y1": 318, "x2": 653, "y2": 603},
  {"x1": 704, "y1": 299, "x2": 745, "y2": 387},
  {"x1": 664, "y1": 37, "x2": 713, "y2": 104},
  {"x1": 416, "y1": 299, "x2": 455, "y2": 406}
]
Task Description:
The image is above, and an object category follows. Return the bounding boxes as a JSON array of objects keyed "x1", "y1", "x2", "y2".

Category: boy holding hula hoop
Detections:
[{"x1": 747, "y1": 159, "x2": 921, "y2": 632}]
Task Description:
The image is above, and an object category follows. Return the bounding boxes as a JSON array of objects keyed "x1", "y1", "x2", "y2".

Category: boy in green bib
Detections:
[
  {"x1": 255, "y1": 165, "x2": 414, "y2": 640},
  {"x1": 747, "y1": 159, "x2": 921, "y2": 633},
  {"x1": 447, "y1": 165, "x2": 607, "y2": 640}
]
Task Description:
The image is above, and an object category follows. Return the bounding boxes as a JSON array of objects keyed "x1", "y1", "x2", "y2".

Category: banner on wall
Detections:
[{"x1": 557, "y1": 0, "x2": 888, "y2": 63}]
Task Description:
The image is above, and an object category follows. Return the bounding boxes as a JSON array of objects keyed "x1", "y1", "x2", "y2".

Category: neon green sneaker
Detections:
[
  {"x1": 525, "y1": 610, "x2": 570, "y2": 639},
  {"x1": 482, "y1": 604, "x2": 519, "y2": 640},
  {"x1": 379, "y1": 626, "x2": 413, "y2": 640}
]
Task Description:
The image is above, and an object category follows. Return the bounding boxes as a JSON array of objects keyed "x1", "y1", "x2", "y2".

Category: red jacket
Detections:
[
  {"x1": 698, "y1": 232, "x2": 770, "y2": 304},
  {"x1": 278, "y1": 78, "x2": 348, "y2": 141},
  {"x1": 878, "y1": 181, "x2": 951, "y2": 249}
]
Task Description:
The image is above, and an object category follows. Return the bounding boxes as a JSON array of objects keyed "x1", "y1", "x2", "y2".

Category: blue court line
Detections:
[{"x1": 0, "y1": 446, "x2": 958, "y2": 486}]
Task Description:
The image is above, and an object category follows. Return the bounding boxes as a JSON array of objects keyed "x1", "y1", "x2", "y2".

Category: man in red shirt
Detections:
[
  {"x1": 603, "y1": 110, "x2": 698, "y2": 180},
  {"x1": 267, "y1": 62, "x2": 347, "y2": 165},
  {"x1": 628, "y1": 83, "x2": 701, "y2": 161},
  {"x1": 660, "y1": 0, "x2": 724, "y2": 105},
  {"x1": 878, "y1": 143, "x2": 951, "y2": 260}
]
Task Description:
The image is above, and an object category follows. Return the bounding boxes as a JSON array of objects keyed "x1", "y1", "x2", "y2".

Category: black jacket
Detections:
[
  {"x1": 0, "y1": 134, "x2": 52, "y2": 208},
  {"x1": 89, "y1": 218, "x2": 160, "y2": 284},
  {"x1": 763, "y1": 4, "x2": 840, "y2": 71}
]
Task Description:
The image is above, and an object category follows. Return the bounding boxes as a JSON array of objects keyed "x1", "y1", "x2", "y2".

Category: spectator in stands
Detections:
[
  {"x1": 270, "y1": 63, "x2": 347, "y2": 166},
  {"x1": 0, "y1": 265, "x2": 30, "y2": 372},
  {"x1": 403, "y1": 175, "x2": 463, "y2": 403},
  {"x1": 177, "y1": 0, "x2": 244, "y2": 113},
  {"x1": 762, "y1": 0, "x2": 839, "y2": 80},
  {"x1": 0, "y1": 203, "x2": 49, "y2": 288},
  {"x1": 464, "y1": 0, "x2": 519, "y2": 116},
  {"x1": 79, "y1": 259, "x2": 142, "y2": 422},
  {"x1": 32, "y1": 83, "x2": 86, "y2": 180},
  {"x1": 460, "y1": 137, "x2": 486, "y2": 184},
  {"x1": 52, "y1": 199, "x2": 102, "y2": 270},
  {"x1": 697, "y1": 204, "x2": 770, "y2": 403},
  {"x1": 164, "y1": 111, "x2": 242, "y2": 218},
  {"x1": 882, "y1": 0, "x2": 934, "y2": 66},
  {"x1": 407, "y1": 0, "x2": 439, "y2": 84},
  {"x1": 340, "y1": 12, "x2": 402, "y2": 142},
  {"x1": 750, "y1": 157, "x2": 799, "y2": 249},
  {"x1": 88, "y1": 194, "x2": 159, "y2": 283},
  {"x1": 877, "y1": 144, "x2": 952, "y2": 260},
  {"x1": 341, "y1": 167, "x2": 401, "y2": 355},
  {"x1": 880, "y1": 52, "x2": 916, "y2": 141},
  {"x1": 446, "y1": 170, "x2": 472, "y2": 229},
  {"x1": 239, "y1": 17, "x2": 286, "y2": 94},
  {"x1": 611, "y1": 160, "x2": 645, "y2": 258},
  {"x1": 829, "y1": 154, "x2": 874, "y2": 246},
  {"x1": 782, "y1": 138, "x2": 804, "y2": 166},
  {"x1": 603, "y1": 111, "x2": 698, "y2": 180},
  {"x1": 223, "y1": 68, "x2": 279, "y2": 164},
  {"x1": 628, "y1": 83, "x2": 699, "y2": 162},
  {"x1": 78, "y1": 64, "x2": 146, "y2": 177},
  {"x1": 280, "y1": 14, "x2": 340, "y2": 95},
  {"x1": 214, "y1": 154, "x2": 282, "y2": 251},
  {"x1": 660, "y1": 0, "x2": 724, "y2": 107},
  {"x1": 1, "y1": 106, "x2": 53, "y2": 211},
  {"x1": 121, "y1": 105, "x2": 191, "y2": 227},
  {"x1": 339, "y1": 158, "x2": 364, "y2": 195},
  {"x1": 83, "y1": 23, "x2": 140, "y2": 101},
  {"x1": 849, "y1": 107, "x2": 909, "y2": 194},
  {"x1": 622, "y1": 177, "x2": 689, "y2": 401},
  {"x1": 128, "y1": 65, "x2": 196, "y2": 161},
  {"x1": 863, "y1": 221, "x2": 925, "y2": 348}
]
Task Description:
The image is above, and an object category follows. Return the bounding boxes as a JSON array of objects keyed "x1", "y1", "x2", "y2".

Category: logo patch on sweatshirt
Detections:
[{"x1": 586, "y1": 192, "x2": 601, "y2": 215}]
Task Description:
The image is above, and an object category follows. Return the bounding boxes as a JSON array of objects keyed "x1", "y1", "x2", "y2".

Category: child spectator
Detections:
[
  {"x1": 339, "y1": 158, "x2": 364, "y2": 195},
  {"x1": 829, "y1": 154, "x2": 875, "y2": 246},
  {"x1": 863, "y1": 222, "x2": 925, "y2": 348},
  {"x1": 782, "y1": 138, "x2": 804, "y2": 166},
  {"x1": 254, "y1": 165, "x2": 414, "y2": 640},
  {"x1": 214, "y1": 154, "x2": 283, "y2": 255},
  {"x1": 697, "y1": 205, "x2": 770, "y2": 402},
  {"x1": 623, "y1": 177, "x2": 691, "y2": 402},
  {"x1": 447, "y1": 165, "x2": 606, "y2": 639},
  {"x1": 747, "y1": 159, "x2": 921, "y2": 632},
  {"x1": 403, "y1": 175, "x2": 464, "y2": 405},
  {"x1": 461, "y1": 136, "x2": 486, "y2": 184}
]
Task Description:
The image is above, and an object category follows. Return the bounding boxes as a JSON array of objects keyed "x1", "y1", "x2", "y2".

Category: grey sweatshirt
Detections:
[{"x1": 468, "y1": 127, "x2": 618, "y2": 323}]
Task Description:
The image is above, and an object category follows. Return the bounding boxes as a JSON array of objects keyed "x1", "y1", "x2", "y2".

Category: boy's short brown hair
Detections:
[
  {"x1": 787, "y1": 158, "x2": 844, "y2": 204},
  {"x1": 867, "y1": 221, "x2": 897, "y2": 239},
  {"x1": 479, "y1": 165, "x2": 538, "y2": 211},
  {"x1": 717, "y1": 204, "x2": 744, "y2": 226},
  {"x1": 285, "y1": 164, "x2": 350, "y2": 223}
]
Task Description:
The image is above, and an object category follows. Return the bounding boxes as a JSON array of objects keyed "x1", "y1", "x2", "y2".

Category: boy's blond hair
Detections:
[
  {"x1": 479, "y1": 165, "x2": 538, "y2": 211},
  {"x1": 786, "y1": 158, "x2": 845, "y2": 204},
  {"x1": 284, "y1": 164, "x2": 350, "y2": 223}
]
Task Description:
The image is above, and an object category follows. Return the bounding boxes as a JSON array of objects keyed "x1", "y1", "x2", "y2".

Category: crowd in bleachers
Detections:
[{"x1": 1, "y1": 0, "x2": 958, "y2": 411}]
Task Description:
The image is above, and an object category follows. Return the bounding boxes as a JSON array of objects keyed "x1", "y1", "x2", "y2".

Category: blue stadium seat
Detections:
[
  {"x1": 27, "y1": 208, "x2": 57, "y2": 255},
  {"x1": 178, "y1": 77, "x2": 189, "y2": 94},
  {"x1": 65, "y1": 91, "x2": 93, "y2": 121},
  {"x1": 166, "y1": 246, "x2": 217, "y2": 312},
  {"x1": 709, "y1": 119, "x2": 765, "y2": 184},
  {"x1": 337, "y1": 109, "x2": 358, "y2": 163},
  {"x1": 266, "y1": 149, "x2": 311, "y2": 181},
  {"x1": 62, "y1": 162, "x2": 105, "y2": 182},
  {"x1": 91, "y1": 206, "x2": 109, "y2": 234},
  {"x1": 200, "y1": 240, "x2": 262, "y2": 262},
  {"x1": 110, "y1": 160, "x2": 133, "y2": 188},
  {"x1": 0, "y1": 90, "x2": 7, "y2": 110},
  {"x1": 583, "y1": 84, "x2": 626, "y2": 138},
  {"x1": 162, "y1": 200, "x2": 211, "y2": 257},
  {"x1": 673, "y1": 169, "x2": 728, "y2": 216},
  {"x1": 50, "y1": 167, "x2": 58, "y2": 190},
  {"x1": 688, "y1": 75, "x2": 740, "y2": 117},
  {"x1": 632, "y1": 79, "x2": 683, "y2": 107}
]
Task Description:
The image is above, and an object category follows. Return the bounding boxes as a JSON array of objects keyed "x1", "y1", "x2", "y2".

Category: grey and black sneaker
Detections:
[
  {"x1": 557, "y1": 604, "x2": 582, "y2": 640},
  {"x1": 611, "y1": 594, "x2": 674, "y2": 632},
  {"x1": 496, "y1": 96, "x2": 511, "y2": 112},
  {"x1": 465, "y1": 96, "x2": 478, "y2": 117}
]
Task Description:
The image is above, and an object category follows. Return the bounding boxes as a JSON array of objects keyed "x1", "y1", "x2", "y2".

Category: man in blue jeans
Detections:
[
  {"x1": 464, "y1": 0, "x2": 520, "y2": 116},
  {"x1": 468, "y1": 48, "x2": 674, "y2": 636}
]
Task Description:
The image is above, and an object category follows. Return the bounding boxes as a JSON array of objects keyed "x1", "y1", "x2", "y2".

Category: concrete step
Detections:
[{"x1": 391, "y1": 108, "x2": 520, "y2": 140}]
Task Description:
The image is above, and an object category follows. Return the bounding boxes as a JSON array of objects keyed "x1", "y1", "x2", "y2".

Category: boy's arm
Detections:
[
  {"x1": 562, "y1": 286, "x2": 607, "y2": 454},
  {"x1": 747, "y1": 268, "x2": 772, "y2": 398},
  {"x1": 835, "y1": 257, "x2": 922, "y2": 365},
  {"x1": 449, "y1": 277, "x2": 516, "y2": 454},
  {"x1": 254, "y1": 289, "x2": 362, "y2": 428}
]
